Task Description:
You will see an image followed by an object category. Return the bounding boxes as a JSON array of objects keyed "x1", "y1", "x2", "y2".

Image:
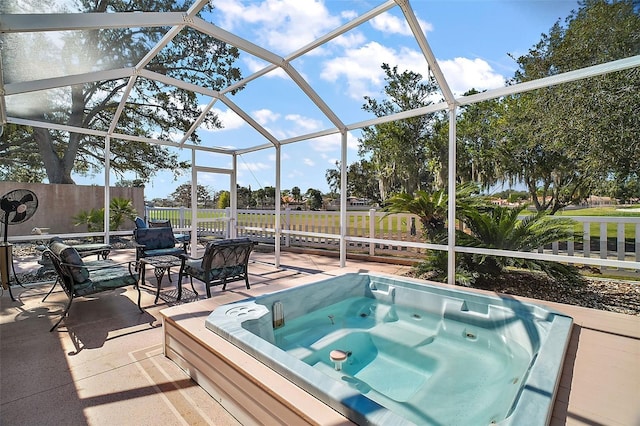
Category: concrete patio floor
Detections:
[{"x1": 1, "y1": 248, "x2": 638, "y2": 425}]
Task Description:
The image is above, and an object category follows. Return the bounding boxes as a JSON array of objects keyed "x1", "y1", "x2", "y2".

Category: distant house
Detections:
[
  {"x1": 326, "y1": 196, "x2": 374, "y2": 210},
  {"x1": 347, "y1": 196, "x2": 370, "y2": 206}
]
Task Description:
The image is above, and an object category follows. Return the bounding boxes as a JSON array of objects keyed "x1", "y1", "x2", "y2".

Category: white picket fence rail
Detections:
[
  {"x1": 5, "y1": 206, "x2": 639, "y2": 271},
  {"x1": 144, "y1": 207, "x2": 640, "y2": 267}
]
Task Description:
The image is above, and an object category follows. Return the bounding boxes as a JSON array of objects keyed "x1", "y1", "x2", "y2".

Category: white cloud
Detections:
[
  {"x1": 438, "y1": 57, "x2": 505, "y2": 94},
  {"x1": 213, "y1": 0, "x2": 341, "y2": 54},
  {"x1": 167, "y1": 131, "x2": 183, "y2": 143},
  {"x1": 303, "y1": 158, "x2": 315, "y2": 166},
  {"x1": 238, "y1": 161, "x2": 271, "y2": 173},
  {"x1": 254, "y1": 108, "x2": 281, "y2": 125},
  {"x1": 330, "y1": 31, "x2": 367, "y2": 49},
  {"x1": 256, "y1": 113, "x2": 326, "y2": 140},
  {"x1": 243, "y1": 57, "x2": 288, "y2": 79},
  {"x1": 201, "y1": 107, "x2": 245, "y2": 131},
  {"x1": 340, "y1": 10, "x2": 358, "y2": 20},
  {"x1": 284, "y1": 114, "x2": 323, "y2": 132},
  {"x1": 370, "y1": 12, "x2": 433, "y2": 36},
  {"x1": 320, "y1": 42, "x2": 429, "y2": 100},
  {"x1": 267, "y1": 152, "x2": 290, "y2": 161},
  {"x1": 211, "y1": 0, "x2": 246, "y2": 29},
  {"x1": 321, "y1": 39, "x2": 505, "y2": 100},
  {"x1": 287, "y1": 170, "x2": 304, "y2": 179},
  {"x1": 197, "y1": 174, "x2": 219, "y2": 185},
  {"x1": 307, "y1": 132, "x2": 358, "y2": 152}
]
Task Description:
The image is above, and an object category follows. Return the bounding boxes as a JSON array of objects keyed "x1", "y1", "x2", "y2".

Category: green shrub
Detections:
[{"x1": 73, "y1": 197, "x2": 137, "y2": 232}]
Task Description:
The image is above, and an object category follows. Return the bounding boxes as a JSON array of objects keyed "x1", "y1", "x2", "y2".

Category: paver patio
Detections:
[{"x1": 1, "y1": 249, "x2": 638, "y2": 425}]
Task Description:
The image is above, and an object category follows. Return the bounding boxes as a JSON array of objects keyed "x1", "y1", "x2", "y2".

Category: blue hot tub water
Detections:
[{"x1": 206, "y1": 273, "x2": 573, "y2": 426}]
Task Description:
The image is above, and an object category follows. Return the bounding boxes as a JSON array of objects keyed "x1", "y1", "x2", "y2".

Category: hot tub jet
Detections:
[{"x1": 330, "y1": 349, "x2": 349, "y2": 370}]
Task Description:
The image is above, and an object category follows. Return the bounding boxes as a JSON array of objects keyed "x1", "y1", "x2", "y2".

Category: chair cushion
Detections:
[
  {"x1": 48, "y1": 240, "x2": 90, "y2": 283},
  {"x1": 74, "y1": 264, "x2": 138, "y2": 296},
  {"x1": 135, "y1": 217, "x2": 147, "y2": 228},
  {"x1": 174, "y1": 233, "x2": 189, "y2": 243},
  {"x1": 143, "y1": 247, "x2": 185, "y2": 257},
  {"x1": 149, "y1": 219, "x2": 171, "y2": 228},
  {"x1": 134, "y1": 227, "x2": 177, "y2": 250},
  {"x1": 183, "y1": 258, "x2": 204, "y2": 278},
  {"x1": 183, "y1": 260, "x2": 245, "y2": 283}
]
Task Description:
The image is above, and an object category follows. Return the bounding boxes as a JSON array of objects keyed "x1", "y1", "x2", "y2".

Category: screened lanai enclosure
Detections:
[{"x1": 1, "y1": 0, "x2": 639, "y2": 282}]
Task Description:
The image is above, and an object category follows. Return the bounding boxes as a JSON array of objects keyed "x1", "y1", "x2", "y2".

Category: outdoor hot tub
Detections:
[{"x1": 205, "y1": 273, "x2": 573, "y2": 425}]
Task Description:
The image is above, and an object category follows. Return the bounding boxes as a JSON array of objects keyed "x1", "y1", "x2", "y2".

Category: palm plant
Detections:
[
  {"x1": 109, "y1": 197, "x2": 137, "y2": 230},
  {"x1": 73, "y1": 208, "x2": 105, "y2": 232},
  {"x1": 73, "y1": 198, "x2": 137, "y2": 233},
  {"x1": 383, "y1": 182, "x2": 480, "y2": 242},
  {"x1": 384, "y1": 189, "x2": 448, "y2": 241},
  {"x1": 455, "y1": 203, "x2": 581, "y2": 281},
  {"x1": 385, "y1": 183, "x2": 581, "y2": 285}
]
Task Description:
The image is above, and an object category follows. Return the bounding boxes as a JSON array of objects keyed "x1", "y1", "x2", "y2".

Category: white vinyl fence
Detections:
[{"x1": 146, "y1": 207, "x2": 640, "y2": 264}]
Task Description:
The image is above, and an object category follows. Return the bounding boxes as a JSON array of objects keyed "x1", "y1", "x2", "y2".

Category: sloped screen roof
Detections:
[{"x1": 2, "y1": 0, "x2": 638, "y2": 158}]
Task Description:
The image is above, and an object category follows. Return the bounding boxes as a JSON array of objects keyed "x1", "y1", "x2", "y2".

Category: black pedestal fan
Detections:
[{"x1": 0, "y1": 189, "x2": 39, "y2": 300}]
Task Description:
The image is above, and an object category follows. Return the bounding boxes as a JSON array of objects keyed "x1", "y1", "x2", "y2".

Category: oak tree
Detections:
[{"x1": 0, "y1": 0, "x2": 242, "y2": 184}]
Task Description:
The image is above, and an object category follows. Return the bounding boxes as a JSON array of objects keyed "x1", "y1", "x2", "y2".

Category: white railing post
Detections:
[
  {"x1": 369, "y1": 209, "x2": 376, "y2": 256},
  {"x1": 636, "y1": 223, "x2": 640, "y2": 262},
  {"x1": 179, "y1": 206, "x2": 185, "y2": 228},
  {"x1": 617, "y1": 223, "x2": 625, "y2": 261},
  {"x1": 225, "y1": 207, "x2": 231, "y2": 239},
  {"x1": 584, "y1": 222, "x2": 591, "y2": 258},
  {"x1": 567, "y1": 237, "x2": 574, "y2": 256},
  {"x1": 600, "y1": 222, "x2": 607, "y2": 260},
  {"x1": 285, "y1": 208, "x2": 291, "y2": 247}
]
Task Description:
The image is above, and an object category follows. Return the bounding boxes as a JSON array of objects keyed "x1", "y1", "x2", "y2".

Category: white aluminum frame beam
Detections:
[
  {"x1": 459, "y1": 55, "x2": 640, "y2": 105},
  {"x1": 394, "y1": 0, "x2": 455, "y2": 105},
  {"x1": 230, "y1": 154, "x2": 238, "y2": 239},
  {"x1": 4, "y1": 68, "x2": 134, "y2": 95},
  {"x1": 447, "y1": 106, "x2": 457, "y2": 285},
  {"x1": 219, "y1": 95, "x2": 280, "y2": 147},
  {"x1": 190, "y1": 18, "x2": 283, "y2": 66},
  {"x1": 0, "y1": 57, "x2": 5, "y2": 125},
  {"x1": 274, "y1": 146, "x2": 282, "y2": 268},
  {"x1": 0, "y1": 13, "x2": 187, "y2": 32},
  {"x1": 282, "y1": 64, "x2": 345, "y2": 131},
  {"x1": 6, "y1": 117, "x2": 233, "y2": 154},
  {"x1": 138, "y1": 69, "x2": 220, "y2": 98},
  {"x1": 179, "y1": 97, "x2": 220, "y2": 146}
]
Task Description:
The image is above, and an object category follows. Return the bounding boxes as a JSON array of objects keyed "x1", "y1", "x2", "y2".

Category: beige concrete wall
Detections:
[{"x1": 0, "y1": 182, "x2": 144, "y2": 237}]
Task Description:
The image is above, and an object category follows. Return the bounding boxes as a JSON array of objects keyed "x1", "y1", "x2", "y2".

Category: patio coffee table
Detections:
[{"x1": 139, "y1": 255, "x2": 195, "y2": 303}]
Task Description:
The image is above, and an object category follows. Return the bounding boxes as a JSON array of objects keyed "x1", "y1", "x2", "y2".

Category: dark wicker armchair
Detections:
[{"x1": 178, "y1": 238, "x2": 255, "y2": 298}]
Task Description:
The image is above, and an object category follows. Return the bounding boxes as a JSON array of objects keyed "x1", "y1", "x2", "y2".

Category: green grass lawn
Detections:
[
  {"x1": 148, "y1": 205, "x2": 640, "y2": 239},
  {"x1": 557, "y1": 206, "x2": 640, "y2": 239},
  {"x1": 558, "y1": 206, "x2": 640, "y2": 217}
]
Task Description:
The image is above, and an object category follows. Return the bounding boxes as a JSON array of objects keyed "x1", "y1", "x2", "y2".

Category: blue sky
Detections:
[{"x1": 80, "y1": 0, "x2": 581, "y2": 200}]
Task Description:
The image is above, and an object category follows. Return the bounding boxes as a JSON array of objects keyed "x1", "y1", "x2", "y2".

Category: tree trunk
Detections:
[
  {"x1": 33, "y1": 127, "x2": 75, "y2": 184},
  {"x1": 32, "y1": 86, "x2": 87, "y2": 184}
]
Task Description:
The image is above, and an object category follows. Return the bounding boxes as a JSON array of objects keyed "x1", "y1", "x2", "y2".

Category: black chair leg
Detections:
[
  {"x1": 42, "y1": 278, "x2": 60, "y2": 302},
  {"x1": 189, "y1": 277, "x2": 198, "y2": 297},
  {"x1": 50, "y1": 297, "x2": 73, "y2": 332},
  {"x1": 135, "y1": 285, "x2": 143, "y2": 313}
]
